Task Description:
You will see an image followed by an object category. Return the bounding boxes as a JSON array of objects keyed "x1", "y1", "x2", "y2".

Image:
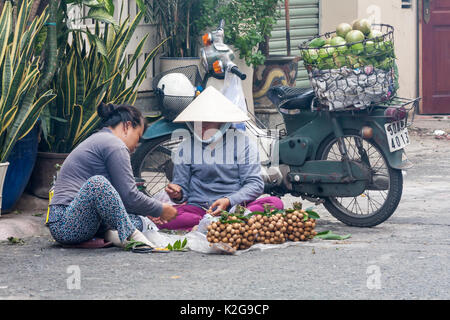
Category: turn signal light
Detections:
[
  {"x1": 202, "y1": 33, "x2": 212, "y2": 46},
  {"x1": 213, "y1": 60, "x2": 223, "y2": 74},
  {"x1": 361, "y1": 126, "x2": 373, "y2": 139}
]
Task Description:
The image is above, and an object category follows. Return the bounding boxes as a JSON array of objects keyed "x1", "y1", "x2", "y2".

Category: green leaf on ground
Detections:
[
  {"x1": 314, "y1": 230, "x2": 351, "y2": 240},
  {"x1": 7, "y1": 237, "x2": 25, "y2": 245}
]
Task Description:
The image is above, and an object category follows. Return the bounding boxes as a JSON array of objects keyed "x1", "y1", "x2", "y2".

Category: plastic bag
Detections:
[
  {"x1": 310, "y1": 66, "x2": 395, "y2": 110},
  {"x1": 222, "y1": 66, "x2": 247, "y2": 130},
  {"x1": 197, "y1": 214, "x2": 219, "y2": 234},
  {"x1": 152, "y1": 189, "x2": 176, "y2": 205}
]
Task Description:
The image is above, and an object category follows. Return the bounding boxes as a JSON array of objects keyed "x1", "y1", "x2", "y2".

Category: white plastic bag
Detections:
[
  {"x1": 197, "y1": 214, "x2": 219, "y2": 234},
  {"x1": 153, "y1": 189, "x2": 176, "y2": 205},
  {"x1": 222, "y1": 67, "x2": 247, "y2": 130}
]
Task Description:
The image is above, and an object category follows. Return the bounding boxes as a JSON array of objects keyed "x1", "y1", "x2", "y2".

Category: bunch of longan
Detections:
[
  {"x1": 206, "y1": 215, "x2": 252, "y2": 250},
  {"x1": 284, "y1": 210, "x2": 317, "y2": 241},
  {"x1": 247, "y1": 213, "x2": 288, "y2": 245}
]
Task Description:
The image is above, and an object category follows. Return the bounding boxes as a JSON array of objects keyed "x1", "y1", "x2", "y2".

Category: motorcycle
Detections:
[{"x1": 131, "y1": 20, "x2": 420, "y2": 227}]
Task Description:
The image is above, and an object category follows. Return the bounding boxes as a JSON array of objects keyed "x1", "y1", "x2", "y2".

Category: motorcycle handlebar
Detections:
[{"x1": 230, "y1": 66, "x2": 247, "y2": 80}]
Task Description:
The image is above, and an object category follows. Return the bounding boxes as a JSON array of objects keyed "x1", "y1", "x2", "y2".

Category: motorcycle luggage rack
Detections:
[
  {"x1": 245, "y1": 110, "x2": 285, "y2": 139},
  {"x1": 311, "y1": 96, "x2": 421, "y2": 127},
  {"x1": 371, "y1": 96, "x2": 421, "y2": 127}
]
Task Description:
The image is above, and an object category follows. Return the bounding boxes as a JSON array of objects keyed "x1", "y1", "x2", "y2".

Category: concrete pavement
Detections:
[{"x1": 0, "y1": 116, "x2": 449, "y2": 300}]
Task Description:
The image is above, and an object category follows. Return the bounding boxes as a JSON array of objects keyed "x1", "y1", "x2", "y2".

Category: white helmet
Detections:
[{"x1": 157, "y1": 73, "x2": 195, "y2": 97}]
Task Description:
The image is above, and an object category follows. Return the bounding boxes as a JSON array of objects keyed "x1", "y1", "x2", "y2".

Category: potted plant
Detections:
[
  {"x1": 0, "y1": 0, "x2": 56, "y2": 213},
  {"x1": 29, "y1": 4, "x2": 167, "y2": 198},
  {"x1": 143, "y1": 0, "x2": 205, "y2": 72},
  {"x1": 252, "y1": 0, "x2": 301, "y2": 126},
  {"x1": 195, "y1": 0, "x2": 283, "y2": 114}
]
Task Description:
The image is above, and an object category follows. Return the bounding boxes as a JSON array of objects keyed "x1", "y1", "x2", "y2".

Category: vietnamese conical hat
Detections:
[{"x1": 173, "y1": 86, "x2": 250, "y2": 123}]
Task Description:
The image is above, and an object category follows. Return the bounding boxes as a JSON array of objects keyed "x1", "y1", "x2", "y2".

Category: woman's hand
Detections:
[
  {"x1": 209, "y1": 198, "x2": 231, "y2": 216},
  {"x1": 165, "y1": 183, "x2": 182, "y2": 201},
  {"x1": 158, "y1": 203, "x2": 178, "y2": 223}
]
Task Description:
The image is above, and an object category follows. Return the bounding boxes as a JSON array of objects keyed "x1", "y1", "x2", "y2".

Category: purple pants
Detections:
[{"x1": 158, "y1": 196, "x2": 284, "y2": 231}]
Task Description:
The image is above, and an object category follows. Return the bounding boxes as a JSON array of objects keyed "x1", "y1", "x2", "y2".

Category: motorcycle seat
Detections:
[{"x1": 267, "y1": 85, "x2": 315, "y2": 110}]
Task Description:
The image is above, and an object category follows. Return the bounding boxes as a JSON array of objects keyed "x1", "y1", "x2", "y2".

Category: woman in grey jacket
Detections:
[
  {"x1": 157, "y1": 87, "x2": 283, "y2": 230},
  {"x1": 47, "y1": 103, "x2": 177, "y2": 250}
]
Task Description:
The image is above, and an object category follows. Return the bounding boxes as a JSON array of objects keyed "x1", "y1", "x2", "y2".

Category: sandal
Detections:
[{"x1": 127, "y1": 241, "x2": 170, "y2": 253}]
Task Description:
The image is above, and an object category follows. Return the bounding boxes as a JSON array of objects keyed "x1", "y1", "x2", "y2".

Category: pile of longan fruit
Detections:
[
  {"x1": 206, "y1": 203, "x2": 318, "y2": 251},
  {"x1": 206, "y1": 215, "x2": 253, "y2": 251},
  {"x1": 248, "y1": 213, "x2": 287, "y2": 245},
  {"x1": 284, "y1": 209, "x2": 317, "y2": 241}
]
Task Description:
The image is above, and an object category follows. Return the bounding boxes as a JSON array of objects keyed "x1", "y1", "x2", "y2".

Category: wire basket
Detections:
[
  {"x1": 298, "y1": 24, "x2": 398, "y2": 111},
  {"x1": 152, "y1": 65, "x2": 203, "y2": 121}
]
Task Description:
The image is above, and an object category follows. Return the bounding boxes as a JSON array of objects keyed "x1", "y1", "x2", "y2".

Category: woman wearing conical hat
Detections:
[{"x1": 155, "y1": 87, "x2": 283, "y2": 231}]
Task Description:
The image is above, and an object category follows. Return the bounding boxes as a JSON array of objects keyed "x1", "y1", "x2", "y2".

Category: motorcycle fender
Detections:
[
  {"x1": 366, "y1": 122, "x2": 413, "y2": 170},
  {"x1": 141, "y1": 118, "x2": 188, "y2": 140}
]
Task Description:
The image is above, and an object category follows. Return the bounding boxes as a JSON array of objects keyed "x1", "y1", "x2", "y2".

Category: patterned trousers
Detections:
[{"x1": 48, "y1": 175, "x2": 143, "y2": 245}]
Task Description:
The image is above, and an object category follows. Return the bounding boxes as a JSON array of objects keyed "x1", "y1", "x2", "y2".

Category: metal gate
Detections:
[{"x1": 269, "y1": 0, "x2": 320, "y2": 88}]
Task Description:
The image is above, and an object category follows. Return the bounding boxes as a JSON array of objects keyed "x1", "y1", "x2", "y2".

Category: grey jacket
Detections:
[{"x1": 50, "y1": 127, "x2": 163, "y2": 217}]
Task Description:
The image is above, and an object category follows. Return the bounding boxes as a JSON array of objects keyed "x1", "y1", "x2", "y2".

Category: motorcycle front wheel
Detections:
[
  {"x1": 131, "y1": 134, "x2": 180, "y2": 197},
  {"x1": 316, "y1": 130, "x2": 403, "y2": 227}
]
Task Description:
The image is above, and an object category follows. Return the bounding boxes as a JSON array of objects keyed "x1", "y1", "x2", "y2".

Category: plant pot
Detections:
[
  {"x1": 28, "y1": 152, "x2": 69, "y2": 199},
  {"x1": 1, "y1": 122, "x2": 40, "y2": 213},
  {"x1": 253, "y1": 55, "x2": 300, "y2": 127},
  {"x1": 0, "y1": 162, "x2": 9, "y2": 215}
]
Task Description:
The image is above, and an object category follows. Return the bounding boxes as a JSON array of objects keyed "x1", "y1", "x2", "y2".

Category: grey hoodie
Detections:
[{"x1": 50, "y1": 127, "x2": 163, "y2": 217}]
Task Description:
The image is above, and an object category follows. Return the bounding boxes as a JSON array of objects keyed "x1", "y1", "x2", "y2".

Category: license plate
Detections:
[{"x1": 385, "y1": 119, "x2": 410, "y2": 152}]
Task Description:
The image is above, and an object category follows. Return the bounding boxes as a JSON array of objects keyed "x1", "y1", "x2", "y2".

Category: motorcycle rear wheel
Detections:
[{"x1": 317, "y1": 130, "x2": 403, "y2": 227}]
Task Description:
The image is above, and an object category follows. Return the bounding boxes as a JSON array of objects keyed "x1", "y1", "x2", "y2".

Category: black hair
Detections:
[{"x1": 97, "y1": 102, "x2": 148, "y2": 132}]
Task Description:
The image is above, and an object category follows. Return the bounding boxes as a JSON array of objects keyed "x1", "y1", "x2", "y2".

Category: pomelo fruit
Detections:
[
  {"x1": 365, "y1": 41, "x2": 375, "y2": 54},
  {"x1": 336, "y1": 23, "x2": 352, "y2": 38},
  {"x1": 330, "y1": 36, "x2": 346, "y2": 47},
  {"x1": 309, "y1": 37, "x2": 326, "y2": 48},
  {"x1": 345, "y1": 30, "x2": 365, "y2": 44},
  {"x1": 368, "y1": 29, "x2": 383, "y2": 42},
  {"x1": 352, "y1": 18, "x2": 372, "y2": 35},
  {"x1": 308, "y1": 49, "x2": 319, "y2": 61},
  {"x1": 318, "y1": 44, "x2": 336, "y2": 58},
  {"x1": 351, "y1": 43, "x2": 364, "y2": 55}
]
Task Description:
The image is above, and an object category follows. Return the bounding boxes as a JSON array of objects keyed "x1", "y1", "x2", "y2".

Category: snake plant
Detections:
[
  {"x1": 0, "y1": 0, "x2": 56, "y2": 162},
  {"x1": 40, "y1": 7, "x2": 168, "y2": 153}
]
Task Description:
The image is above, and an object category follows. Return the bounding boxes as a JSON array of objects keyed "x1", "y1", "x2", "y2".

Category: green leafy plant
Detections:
[
  {"x1": 40, "y1": 7, "x2": 168, "y2": 153},
  {"x1": 197, "y1": 0, "x2": 283, "y2": 66},
  {"x1": 143, "y1": 0, "x2": 204, "y2": 57},
  {"x1": 166, "y1": 238, "x2": 188, "y2": 251},
  {"x1": 0, "y1": 0, "x2": 56, "y2": 162}
]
